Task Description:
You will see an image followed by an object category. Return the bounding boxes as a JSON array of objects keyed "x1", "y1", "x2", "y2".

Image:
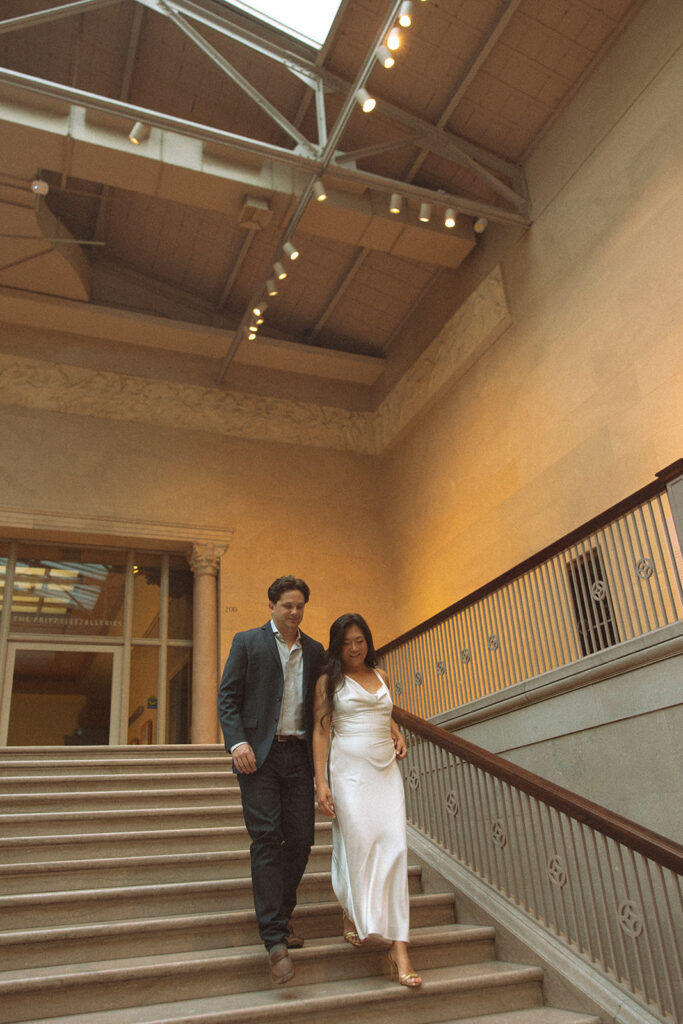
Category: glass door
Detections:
[{"x1": 0, "y1": 642, "x2": 123, "y2": 746}]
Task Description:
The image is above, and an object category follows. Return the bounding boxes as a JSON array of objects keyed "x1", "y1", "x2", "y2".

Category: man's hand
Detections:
[{"x1": 231, "y1": 742, "x2": 257, "y2": 774}]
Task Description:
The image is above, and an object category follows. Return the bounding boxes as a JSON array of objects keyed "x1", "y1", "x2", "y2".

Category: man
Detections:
[{"x1": 217, "y1": 575, "x2": 325, "y2": 985}]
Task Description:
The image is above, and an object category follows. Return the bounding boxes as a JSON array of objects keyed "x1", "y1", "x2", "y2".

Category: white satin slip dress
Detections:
[{"x1": 328, "y1": 669, "x2": 410, "y2": 942}]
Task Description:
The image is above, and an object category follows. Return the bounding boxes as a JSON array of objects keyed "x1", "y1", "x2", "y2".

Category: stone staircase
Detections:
[{"x1": 0, "y1": 745, "x2": 602, "y2": 1024}]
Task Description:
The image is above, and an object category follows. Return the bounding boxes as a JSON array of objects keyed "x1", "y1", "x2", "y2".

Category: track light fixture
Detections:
[
  {"x1": 313, "y1": 179, "x2": 327, "y2": 202},
  {"x1": 389, "y1": 193, "x2": 403, "y2": 215},
  {"x1": 256, "y1": 316, "x2": 264, "y2": 325},
  {"x1": 356, "y1": 87, "x2": 376, "y2": 113},
  {"x1": 267, "y1": 279, "x2": 278, "y2": 296},
  {"x1": 283, "y1": 240, "x2": 299, "y2": 260},
  {"x1": 387, "y1": 27, "x2": 401, "y2": 50},
  {"x1": 128, "y1": 121, "x2": 151, "y2": 145},
  {"x1": 474, "y1": 217, "x2": 488, "y2": 234},
  {"x1": 444, "y1": 208, "x2": 457, "y2": 229},
  {"x1": 273, "y1": 260, "x2": 287, "y2": 280},
  {"x1": 252, "y1": 300, "x2": 267, "y2": 317},
  {"x1": 248, "y1": 330, "x2": 257, "y2": 341},
  {"x1": 399, "y1": 2, "x2": 414, "y2": 27},
  {"x1": 377, "y1": 45, "x2": 395, "y2": 68},
  {"x1": 419, "y1": 202, "x2": 432, "y2": 223}
]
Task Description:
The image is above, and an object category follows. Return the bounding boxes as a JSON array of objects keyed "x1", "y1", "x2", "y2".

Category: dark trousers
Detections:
[{"x1": 238, "y1": 739, "x2": 315, "y2": 950}]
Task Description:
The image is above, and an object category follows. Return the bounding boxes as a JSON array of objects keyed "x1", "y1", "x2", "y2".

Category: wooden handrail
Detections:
[
  {"x1": 378, "y1": 460, "x2": 683, "y2": 656},
  {"x1": 393, "y1": 704, "x2": 683, "y2": 874}
]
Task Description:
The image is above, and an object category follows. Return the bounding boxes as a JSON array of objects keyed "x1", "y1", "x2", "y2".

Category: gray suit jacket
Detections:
[{"x1": 217, "y1": 622, "x2": 325, "y2": 770}]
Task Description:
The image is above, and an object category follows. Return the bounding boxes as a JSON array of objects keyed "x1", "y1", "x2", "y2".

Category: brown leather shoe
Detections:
[
  {"x1": 268, "y1": 943, "x2": 294, "y2": 984},
  {"x1": 286, "y1": 923, "x2": 304, "y2": 949}
]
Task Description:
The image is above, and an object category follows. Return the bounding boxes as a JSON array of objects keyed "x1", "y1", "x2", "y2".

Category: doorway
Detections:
[{"x1": 1, "y1": 642, "x2": 122, "y2": 746}]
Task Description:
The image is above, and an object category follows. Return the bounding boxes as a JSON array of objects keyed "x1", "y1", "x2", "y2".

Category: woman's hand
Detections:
[
  {"x1": 392, "y1": 730, "x2": 407, "y2": 760},
  {"x1": 316, "y1": 780, "x2": 335, "y2": 818}
]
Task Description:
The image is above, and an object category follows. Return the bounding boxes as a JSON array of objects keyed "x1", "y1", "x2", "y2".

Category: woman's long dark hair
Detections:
[{"x1": 318, "y1": 613, "x2": 377, "y2": 726}]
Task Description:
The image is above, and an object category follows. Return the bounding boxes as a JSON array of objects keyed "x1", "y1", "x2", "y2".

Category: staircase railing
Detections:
[
  {"x1": 394, "y1": 705, "x2": 683, "y2": 1023},
  {"x1": 379, "y1": 461, "x2": 683, "y2": 719}
]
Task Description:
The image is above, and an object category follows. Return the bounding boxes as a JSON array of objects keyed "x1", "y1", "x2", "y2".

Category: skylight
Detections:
[{"x1": 224, "y1": 1, "x2": 343, "y2": 49}]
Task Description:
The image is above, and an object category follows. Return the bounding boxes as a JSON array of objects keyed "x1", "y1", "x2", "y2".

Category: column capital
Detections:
[{"x1": 188, "y1": 542, "x2": 226, "y2": 578}]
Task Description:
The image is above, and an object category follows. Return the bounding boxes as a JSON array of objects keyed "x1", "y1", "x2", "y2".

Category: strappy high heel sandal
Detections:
[
  {"x1": 342, "y1": 910, "x2": 363, "y2": 947},
  {"x1": 387, "y1": 951, "x2": 422, "y2": 987}
]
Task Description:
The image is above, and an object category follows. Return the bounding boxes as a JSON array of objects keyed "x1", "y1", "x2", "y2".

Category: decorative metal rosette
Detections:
[
  {"x1": 547, "y1": 854, "x2": 567, "y2": 888},
  {"x1": 446, "y1": 791, "x2": 459, "y2": 816},
  {"x1": 636, "y1": 557, "x2": 654, "y2": 579},
  {"x1": 491, "y1": 819, "x2": 507, "y2": 848},
  {"x1": 618, "y1": 900, "x2": 644, "y2": 938}
]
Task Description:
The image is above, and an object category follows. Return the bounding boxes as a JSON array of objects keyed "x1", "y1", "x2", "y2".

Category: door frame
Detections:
[{"x1": 0, "y1": 640, "x2": 124, "y2": 746}]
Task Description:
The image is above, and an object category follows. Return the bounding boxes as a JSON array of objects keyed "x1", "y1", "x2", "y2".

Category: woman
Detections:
[{"x1": 313, "y1": 613, "x2": 422, "y2": 988}]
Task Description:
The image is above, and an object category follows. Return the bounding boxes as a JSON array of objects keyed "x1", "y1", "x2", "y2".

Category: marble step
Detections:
[
  {"x1": 0, "y1": 802, "x2": 246, "y2": 836},
  {"x1": 0, "y1": 786, "x2": 240, "y2": 813},
  {"x1": 0, "y1": 745, "x2": 224, "y2": 763},
  {"x1": 0, "y1": 843, "x2": 336, "y2": 894},
  {"x1": 3, "y1": 962, "x2": 565, "y2": 1024},
  {"x1": 0, "y1": 893, "x2": 458, "y2": 970},
  {"x1": 0, "y1": 820, "x2": 333, "y2": 862},
  {"x1": 0, "y1": 937, "x2": 528, "y2": 1024},
  {"x1": 0, "y1": 771, "x2": 237, "y2": 793},
  {"x1": 0, "y1": 867, "x2": 424, "y2": 929}
]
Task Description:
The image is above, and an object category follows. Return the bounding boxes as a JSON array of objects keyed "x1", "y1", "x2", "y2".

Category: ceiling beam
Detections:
[{"x1": 0, "y1": 0, "x2": 121, "y2": 35}]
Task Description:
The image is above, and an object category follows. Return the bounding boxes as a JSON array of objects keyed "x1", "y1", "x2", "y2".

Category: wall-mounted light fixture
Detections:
[
  {"x1": 419, "y1": 202, "x2": 432, "y2": 223},
  {"x1": 248, "y1": 329, "x2": 257, "y2": 341},
  {"x1": 252, "y1": 300, "x2": 267, "y2": 317},
  {"x1": 356, "y1": 88, "x2": 376, "y2": 113},
  {"x1": 313, "y1": 179, "x2": 327, "y2": 202},
  {"x1": 128, "y1": 121, "x2": 151, "y2": 145},
  {"x1": 474, "y1": 217, "x2": 488, "y2": 234},
  {"x1": 266, "y1": 279, "x2": 278, "y2": 296},
  {"x1": 273, "y1": 260, "x2": 287, "y2": 280},
  {"x1": 444, "y1": 208, "x2": 457, "y2": 229},
  {"x1": 283, "y1": 240, "x2": 299, "y2": 260}
]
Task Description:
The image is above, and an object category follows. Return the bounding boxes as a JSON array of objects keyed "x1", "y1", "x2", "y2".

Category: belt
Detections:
[{"x1": 275, "y1": 734, "x2": 304, "y2": 743}]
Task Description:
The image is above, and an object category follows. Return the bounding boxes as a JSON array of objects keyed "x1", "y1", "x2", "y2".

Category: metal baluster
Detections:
[
  {"x1": 642, "y1": 499, "x2": 674, "y2": 623},
  {"x1": 516, "y1": 573, "x2": 542, "y2": 677},
  {"x1": 500, "y1": 578, "x2": 524, "y2": 686},
  {"x1": 601, "y1": 833, "x2": 630, "y2": 985},
  {"x1": 622, "y1": 512, "x2": 653, "y2": 634},
  {"x1": 469, "y1": 599, "x2": 489, "y2": 699},
  {"x1": 491, "y1": 585, "x2": 513, "y2": 689},
  {"x1": 628, "y1": 848, "x2": 663, "y2": 1015},
  {"x1": 529, "y1": 564, "x2": 553, "y2": 672},
  {"x1": 656, "y1": 492, "x2": 683, "y2": 610},
  {"x1": 551, "y1": 805, "x2": 579, "y2": 948},
  {"x1": 651, "y1": 861, "x2": 683, "y2": 1018},
  {"x1": 647, "y1": 860, "x2": 679, "y2": 1019},
  {"x1": 464, "y1": 760, "x2": 489, "y2": 882},
  {"x1": 566, "y1": 816, "x2": 592, "y2": 956},
  {"x1": 537, "y1": 559, "x2": 561, "y2": 671},
  {"x1": 576, "y1": 821, "x2": 607, "y2": 971},
  {"x1": 633, "y1": 505, "x2": 661, "y2": 629},
  {"x1": 601, "y1": 520, "x2": 630, "y2": 643},
  {"x1": 526, "y1": 795, "x2": 551, "y2": 929},
  {"x1": 444, "y1": 616, "x2": 463, "y2": 709},
  {"x1": 609, "y1": 517, "x2": 640, "y2": 640},
  {"x1": 588, "y1": 828, "x2": 619, "y2": 979},
  {"x1": 615, "y1": 514, "x2": 645, "y2": 637},
  {"x1": 615, "y1": 843, "x2": 648, "y2": 1006}
]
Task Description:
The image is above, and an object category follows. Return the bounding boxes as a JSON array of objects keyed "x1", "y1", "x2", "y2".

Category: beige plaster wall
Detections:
[
  {"x1": 379, "y1": 0, "x2": 683, "y2": 637},
  {"x1": 0, "y1": 404, "x2": 392, "y2": 657}
]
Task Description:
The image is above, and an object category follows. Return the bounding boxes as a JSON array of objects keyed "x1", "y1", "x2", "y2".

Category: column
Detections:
[{"x1": 189, "y1": 542, "x2": 226, "y2": 744}]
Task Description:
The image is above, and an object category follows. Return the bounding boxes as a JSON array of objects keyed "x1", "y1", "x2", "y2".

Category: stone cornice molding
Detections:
[
  {"x1": 0, "y1": 506, "x2": 234, "y2": 550},
  {"x1": 0, "y1": 268, "x2": 510, "y2": 455}
]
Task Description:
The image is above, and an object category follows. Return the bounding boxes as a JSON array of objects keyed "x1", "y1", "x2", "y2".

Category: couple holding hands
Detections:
[{"x1": 218, "y1": 575, "x2": 421, "y2": 989}]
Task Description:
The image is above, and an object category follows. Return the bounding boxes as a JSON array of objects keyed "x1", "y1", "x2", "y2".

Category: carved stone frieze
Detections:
[{"x1": 0, "y1": 267, "x2": 511, "y2": 455}]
